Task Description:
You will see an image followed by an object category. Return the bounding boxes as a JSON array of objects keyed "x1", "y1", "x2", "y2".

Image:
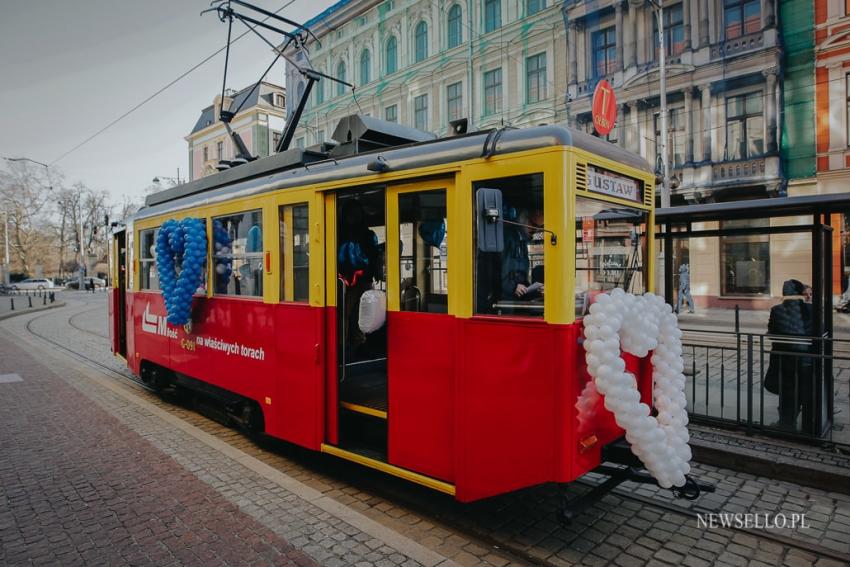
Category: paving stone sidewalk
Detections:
[{"x1": 0, "y1": 319, "x2": 451, "y2": 566}]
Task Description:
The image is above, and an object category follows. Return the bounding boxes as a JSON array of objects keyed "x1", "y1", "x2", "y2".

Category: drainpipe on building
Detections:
[{"x1": 467, "y1": 0, "x2": 474, "y2": 131}]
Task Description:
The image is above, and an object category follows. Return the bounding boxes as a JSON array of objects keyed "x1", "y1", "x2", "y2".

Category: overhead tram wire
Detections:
[{"x1": 49, "y1": 0, "x2": 300, "y2": 167}]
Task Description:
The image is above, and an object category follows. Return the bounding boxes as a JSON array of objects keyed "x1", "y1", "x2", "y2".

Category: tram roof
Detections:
[
  {"x1": 656, "y1": 193, "x2": 850, "y2": 224},
  {"x1": 136, "y1": 124, "x2": 651, "y2": 221}
]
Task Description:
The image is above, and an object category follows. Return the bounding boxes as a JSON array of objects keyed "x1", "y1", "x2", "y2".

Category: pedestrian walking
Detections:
[{"x1": 676, "y1": 263, "x2": 695, "y2": 314}]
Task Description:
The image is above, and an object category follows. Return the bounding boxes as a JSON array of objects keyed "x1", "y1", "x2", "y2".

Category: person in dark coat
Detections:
[{"x1": 766, "y1": 279, "x2": 813, "y2": 431}]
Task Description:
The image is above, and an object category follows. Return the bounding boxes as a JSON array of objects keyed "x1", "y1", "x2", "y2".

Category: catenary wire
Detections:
[{"x1": 49, "y1": 0, "x2": 300, "y2": 167}]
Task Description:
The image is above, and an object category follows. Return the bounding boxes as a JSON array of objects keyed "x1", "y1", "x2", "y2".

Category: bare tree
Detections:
[{"x1": 0, "y1": 161, "x2": 54, "y2": 275}]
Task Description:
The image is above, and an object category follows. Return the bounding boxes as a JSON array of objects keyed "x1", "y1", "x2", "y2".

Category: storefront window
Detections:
[
  {"x1": 720, "y1": 218, "x2": 770, "y2": 295},
  {"x1": 575, "y1": 196, "x2": 648, "y2": 318}
]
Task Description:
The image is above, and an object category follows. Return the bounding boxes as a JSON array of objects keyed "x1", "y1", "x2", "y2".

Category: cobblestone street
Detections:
[{"x1": 1, "y1": 292, "x2": 849, "y2": 566}]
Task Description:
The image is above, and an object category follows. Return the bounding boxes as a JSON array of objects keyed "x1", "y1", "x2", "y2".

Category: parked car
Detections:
[
  {"x1": 11, "y1": 278, "x2": 55, "y2": 291},
  {"x1": 66, "y1": 277, "x2": 106, "y2": 290}
]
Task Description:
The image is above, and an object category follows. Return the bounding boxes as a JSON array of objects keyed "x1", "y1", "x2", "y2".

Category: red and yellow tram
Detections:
[{"x1": 108, "y1": 117, "x2": 656, "y2": 502}]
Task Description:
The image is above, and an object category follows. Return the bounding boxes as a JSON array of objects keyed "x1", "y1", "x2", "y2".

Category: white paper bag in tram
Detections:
[{"x1": 358, "y1": 289, "x2": 387, "y2": 334}]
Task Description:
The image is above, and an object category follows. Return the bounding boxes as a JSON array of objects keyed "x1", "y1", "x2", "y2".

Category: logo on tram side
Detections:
[{"x1": 141, "y1": 302, "x2": 177, "y2": 339}]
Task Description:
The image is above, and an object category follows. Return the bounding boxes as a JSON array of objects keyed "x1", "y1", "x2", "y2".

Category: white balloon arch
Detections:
[{"x1": 582, "y1": 289, "x2": 692, "y2": 489}]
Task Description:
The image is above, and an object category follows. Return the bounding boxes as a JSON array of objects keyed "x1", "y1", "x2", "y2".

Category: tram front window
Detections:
[
  {"x1": 474, "y1": 173, "x2": 544, "y2": 317},
  {"x1": 575, "y1": 196, "x2": 648, "y2": 318}
]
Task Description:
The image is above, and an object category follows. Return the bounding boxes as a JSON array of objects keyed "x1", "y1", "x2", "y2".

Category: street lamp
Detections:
[
  {"x1": 1, "y1": 156, "x2": 53, "y2": 286},
  {"x1": 152, "y1": 168, "x2": 183, "y2": 187},
  {"x1": 628, "y1": 0, "x2": 670, "y2": 209}
]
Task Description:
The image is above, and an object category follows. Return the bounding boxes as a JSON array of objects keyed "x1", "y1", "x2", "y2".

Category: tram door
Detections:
[
  {"x1": 110, "y1": 228, "x2": 128, "y2": 358},
  {"x1": 335, "y1": 188, "x2": 388, "y2": 458}
]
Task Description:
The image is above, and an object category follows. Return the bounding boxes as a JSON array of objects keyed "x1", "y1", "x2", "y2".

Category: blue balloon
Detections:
[{"x1": 155, "y1": 217, "x2": 208, "y2": 326}]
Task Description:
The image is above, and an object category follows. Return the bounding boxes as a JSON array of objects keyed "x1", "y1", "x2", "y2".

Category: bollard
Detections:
[
  {"x1": 50, "y1": 292, "x2": 55, "y2": 303},
  {"x1": 28, "y1": 296, "x2": 32, "y2": 308},
  {"x1": 43, "y1": 294, "x2": 46, "y2": 305},
  {"x1": 10, "y1": 298, "x2": 14, "y2": 311}
]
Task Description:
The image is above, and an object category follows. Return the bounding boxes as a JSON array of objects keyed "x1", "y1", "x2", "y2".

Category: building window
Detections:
[
  {"x1": 213, "y1": 210, "x2": 264, "y2": 297},
  {"x1": 414, "y1": 94, "x2": 428, "y2": 131},
  {"x1": 483, "y1": 67, "x2": 502, "y2": 116},
  {"x1": 526, "y1": 53, "x2": 547, "y2": 104},
  {"x1": 654, "y1": 3, "x2": 685, "y2": 58},
  {"x1": 385, "y1": 104, "x2": 398, "y2": 123},
  {"x1": 139, "y1": 228, "x2": 160, "y2": 291},
  {"x1": 526, "y1": 0, "x2": 545, "y2": 16},
  {"x1": 415, "y1": 21, "x2": 428, "y2": 62},
  {"x1": 217, "y1": 140, "x2": 224, "y2": 159},
  {"x1": 484, "y1": 0, "x2": 501, "y2": 33},
  {"x1": 447, "y1": 82, "x2": 463, "y2": 122},
  {"x1": 726, "y1": 92, "x2": 764, "y2": 160},
  {"x1": 296, "y1": 137, "x2": 305, "y2": 149},
  {"x1": 473, "y1": 173, "x2": 544, "y2": 317},
  {"x1": 316, "y1": 77, "x2": 324, "y2": 105},
  {"x1": 317, "y1": 130, "x2": 325, "y2": 144},
  {"x1": 721, "y1": 218, "x2": 770, "y2": 296},
  {"x1": 386, "y1": 36, "x2": 398, "y2": 74},
  {"x1": 448, "y1": 4, "x2": 462, "y2": 48},
  {"x1": 279, "y1": 203, "x2": 310, "y2": 303},
  {"x1": 592, "y1": 27, "x2": 617, "y2": 77},
  {"x1": 272, "y1": 131, "x2": 281, "y2": 151},
  {"x1": 337, "y1": 61, "x2": 347, "y2": 96},
  {"x1": 203, "y1": 146, "x2": 209, "y2": 162},
  {"x1": 273, "y1": 93, "x2": 286, "y2": 107},
  {"x1": 654, "y1": 108, "x2": 686, "y2": 168},
  {"x1": 724, "y1": 0, "x2": 760, "y2": 39},
  {"x1": 360, "y1": 50, "x2": 371, "y2": 85}
]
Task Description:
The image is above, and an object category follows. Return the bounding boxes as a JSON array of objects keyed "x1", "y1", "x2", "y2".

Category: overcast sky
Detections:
[{"x1": 0, "y1": 0, "x2": 335, "y2": 204}]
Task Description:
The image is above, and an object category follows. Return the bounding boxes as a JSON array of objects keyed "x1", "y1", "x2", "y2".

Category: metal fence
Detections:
[{"x1": 681, "y1": 322, "x2": 847, "y2": 443}]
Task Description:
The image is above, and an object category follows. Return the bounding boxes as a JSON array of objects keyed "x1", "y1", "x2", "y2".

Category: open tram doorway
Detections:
[
  {"x1": 335, "y1": 187, "x2": 388, "y2": 459},
  {"x1": 111, "y1": 227, "x2": 128, "y2": 358}
]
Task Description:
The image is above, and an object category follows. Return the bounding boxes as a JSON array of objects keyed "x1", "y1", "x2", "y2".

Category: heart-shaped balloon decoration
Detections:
[
  {"x1": 582, "y1": 289, "x2": 692, "y2": 489},
  {"x1": 155, "y1": 218, "x2": 207, "y2": 326}
]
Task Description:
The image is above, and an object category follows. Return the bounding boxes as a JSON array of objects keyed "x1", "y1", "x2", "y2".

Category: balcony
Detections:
[
  {"x1": 710, "y1": 31, "x2": 765, "y2": 59},
  {"x1": 673, "y1": 155, "x2": 781, "y2": 201}
]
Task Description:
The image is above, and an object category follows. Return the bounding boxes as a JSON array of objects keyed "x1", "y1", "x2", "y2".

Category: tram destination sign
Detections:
[{"x1": 586, "y1": 165, "x2": 643, "y2": 203}]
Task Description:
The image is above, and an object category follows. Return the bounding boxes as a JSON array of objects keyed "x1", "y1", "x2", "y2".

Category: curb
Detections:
[
  {"x1": 691, "y1": 436, "x2": 850, "y2": 495},
  {"x1": 0, "y1": 301, "x2": 66, "y2": 322}
]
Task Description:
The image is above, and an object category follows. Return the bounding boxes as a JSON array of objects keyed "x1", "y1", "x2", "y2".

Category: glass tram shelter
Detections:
[{"x1": 655, "y1": 193, "x2": 850, "y2": 443}]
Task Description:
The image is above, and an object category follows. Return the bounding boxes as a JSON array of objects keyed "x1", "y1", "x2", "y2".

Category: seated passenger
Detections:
[{"x1": 501, "y1": 208, "x2": 544, "y2": 300}]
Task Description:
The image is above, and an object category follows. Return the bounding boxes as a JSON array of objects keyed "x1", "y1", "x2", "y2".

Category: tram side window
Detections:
[
  {"x1": 139, "y1": 228, "x2": 160, "y2": 291},
  {"x1": 212, "y1": 209, "x2": 264, "y2": 298},
  {"x1": 399, "y1": 190, "x2": 447, "y2": 313},
  {"x1": 279, "y1": 203, "x2": 310, "y2": 302},
  {"x1": 575, "y1": 196, "x2": 648, "y2": 318},
  {"x1": 473, "y1": 173, "x2": 545, "y2": 317}
]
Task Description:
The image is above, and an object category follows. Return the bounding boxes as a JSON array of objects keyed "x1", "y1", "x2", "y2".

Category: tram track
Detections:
[{"x1": 13, "y1": 302, "x2": 850, "y2": 566}]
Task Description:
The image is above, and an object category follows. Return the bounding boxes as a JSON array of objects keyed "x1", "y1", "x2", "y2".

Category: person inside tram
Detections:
[
  {"x1": 338, "y1": 199, "x2": 381, "y2": 359},
  {"x1": 501, "y1": 208, "x2": 544, "y2": 301}
]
